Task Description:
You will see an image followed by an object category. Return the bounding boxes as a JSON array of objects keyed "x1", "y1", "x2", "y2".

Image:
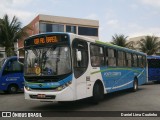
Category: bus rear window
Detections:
[{"x1": 148, "y1": 59, "x2": 160, "y2": 68}]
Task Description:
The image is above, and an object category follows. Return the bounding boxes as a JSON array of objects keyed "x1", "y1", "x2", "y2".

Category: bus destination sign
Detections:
[
  {"x1": 25, "y1": 34, "x2": 69, "y2": 47},
  {"x1": 34, "y1": 36, "x2": 58, "y2": 45}
]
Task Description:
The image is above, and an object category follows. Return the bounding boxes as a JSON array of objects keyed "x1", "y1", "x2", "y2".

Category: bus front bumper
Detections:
[{"x1": 24, "y1": 87, "x2": 74, "y2": 102}]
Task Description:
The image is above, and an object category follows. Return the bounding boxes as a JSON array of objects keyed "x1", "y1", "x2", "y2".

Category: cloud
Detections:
[
  {"x1": 85, "y1": 14, "x2": 99, "y2": 20},
  {"x1": 140, "y1": 0, "x2": 160, "y2": 7},
  {"x1": 107, "y1": 19, "x2": 119, "y2": 28},
  {"x1": 0, "y1": 0, "x2": 34, "y2": 25},
  {"x1": 130, "y1": 4, "x2": 139, "y2": 9},
  {"x1": 12, "y1": 0, "x2": 32, "y2": 6},
  {"x1": 129, "y1": 27, "x2": 160, "y2": 38},
  {"x1": 104, "y1": 9, "x2": 117, "y2": 20},
  {"x1": 5, "y1": 9, "x2": 34, "y2": 25}
]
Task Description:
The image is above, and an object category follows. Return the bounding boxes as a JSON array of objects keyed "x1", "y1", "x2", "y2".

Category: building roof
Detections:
[{"x1": 32, "y1": 14, "x2": 99, "y2": 27}]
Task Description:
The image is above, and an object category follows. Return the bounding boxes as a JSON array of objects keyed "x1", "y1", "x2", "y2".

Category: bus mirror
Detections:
[{"x1": 76, "y1": 50, "x2": 82, "y2": 61}]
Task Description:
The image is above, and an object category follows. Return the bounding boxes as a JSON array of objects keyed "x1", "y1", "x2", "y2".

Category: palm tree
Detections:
[
  {"x1": 0, "y1": 14, "x2": 29, "y2": 57},
  {"x1": 139, "y1": 36, "x2": 160, "y2": 55},
  {"x1": 111, "y1": 34, "x2": 129, "y2": 47},
  {"x1": 138, "y1": 36, "x2": 160, "y2": 55}
]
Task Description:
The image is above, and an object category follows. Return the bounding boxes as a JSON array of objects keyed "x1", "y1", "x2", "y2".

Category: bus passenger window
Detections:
[
  {"x1": 132, "y1": 54, "x2": 138, "y2": 67},
  {"x1": 90, "y1": 44, "x2": 104, "y2": 67},
  {"x1": 138, "y1": 55, "x2": 143, "y2": 68},
  {"x1": 105, "y1": 48, "x2": 108, "y2": 65},
  {"x1": 126, "y1": 53, "x2": 131, "y2": 67},
  {"x1": 117, "y1": 51, "x2": 125, "y2": 67},
  {"x1": 142, "y1": 56, "x2": 146, "y2": 67},
  {"x1": 108, "y1": 48, "x2": 117, "y2": 67}
]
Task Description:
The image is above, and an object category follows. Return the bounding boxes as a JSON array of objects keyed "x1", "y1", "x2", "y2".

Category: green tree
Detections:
[
  {"x1": 0, "y1": 14, "x2": 28, "y2": 57},
  {"x1": 111, "y1": 34, "x2": 128, "y2": 47},
  {"x1": 111, "y1": 34, "x2": 137, "y2": 49},
  {"x1": 138, "y1": 35, "x2": 160, "y2": 55}
]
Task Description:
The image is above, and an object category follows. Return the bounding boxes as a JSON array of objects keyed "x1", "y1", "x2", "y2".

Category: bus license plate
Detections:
[{"x1": 37, "y1": 94, "x2": 46, "y2": 99}]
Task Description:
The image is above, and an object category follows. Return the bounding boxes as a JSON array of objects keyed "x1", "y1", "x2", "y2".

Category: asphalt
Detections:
[{"x1": 0, "y1": 81, "x2": 160, "y2": 120}]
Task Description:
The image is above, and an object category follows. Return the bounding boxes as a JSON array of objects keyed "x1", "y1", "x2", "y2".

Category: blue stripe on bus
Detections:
[{"x1": 26, "y1": 74, "x2": 72, "y2": 89}]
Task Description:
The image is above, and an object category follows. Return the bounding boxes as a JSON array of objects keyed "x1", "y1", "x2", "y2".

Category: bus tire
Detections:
[
  {"x1": 7, "y1": 84, "x2": 18, "y2": 94},
  {"x1": 92, "y1": 81, "x2": 104, "y2": 104},
  {"x1": 132, "y1": 79, "x2": 138, "y2": 92}
]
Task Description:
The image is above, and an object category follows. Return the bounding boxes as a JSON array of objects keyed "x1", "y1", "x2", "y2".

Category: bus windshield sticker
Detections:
[{"x1": 35, "y1": 67, "x2": 41, "y2": 75}]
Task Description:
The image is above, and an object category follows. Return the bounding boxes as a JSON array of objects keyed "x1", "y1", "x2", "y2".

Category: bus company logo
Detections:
[
  {"x1": 104, "y1": 72, "x2": 121, "y2": 78},
  {"x1": 39, "y1": 84, "x2": 43, "y2": 87}
]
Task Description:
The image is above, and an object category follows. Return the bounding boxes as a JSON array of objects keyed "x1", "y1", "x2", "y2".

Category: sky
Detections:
[{"x1": 0, "y1": 0, "x2": 160, "y2": 42}]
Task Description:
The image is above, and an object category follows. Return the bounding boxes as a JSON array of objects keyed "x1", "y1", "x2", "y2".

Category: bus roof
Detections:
[
  {"x1": 147, "y1": 55, "x2": 160, "y2": 59},
  {"x1": 25, "y1": 32, "x2": 69, "y2": 39},
  {"x1": 25, "y1": 32, "x2": 146, "y2": 56},
  {"x1": 96, "y1": 40, "x2": 146, "y2": 56}
]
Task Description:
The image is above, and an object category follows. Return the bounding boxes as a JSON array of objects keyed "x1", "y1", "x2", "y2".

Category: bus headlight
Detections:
[
  {"x1": 56, "y1": 81, "x2": 72, "y2": 91},
  {"x1": 25, "y1": 86, "x2": 31, "y2": 91}
]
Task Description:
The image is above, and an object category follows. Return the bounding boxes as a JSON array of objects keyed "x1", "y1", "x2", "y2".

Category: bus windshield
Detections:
[{"x1": 24, "y1": 45, "x2": 71, "y2": 76}]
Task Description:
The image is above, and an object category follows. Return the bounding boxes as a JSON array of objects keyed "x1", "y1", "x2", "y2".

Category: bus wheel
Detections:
[
  {"x1": 7, "y1": 85, "x2": 18, "y2": 94},
  {"x1": 92, "y1": 82, "x2": 104, "y2": 104},
  {"x1": 132, "y1": 79, "x2": 138, "y2": 92}
]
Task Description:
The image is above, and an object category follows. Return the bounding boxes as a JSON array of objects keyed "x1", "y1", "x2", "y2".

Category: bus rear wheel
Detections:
[
  {"x1": 92, "y1": 82, "x2": 104, "y2": 104},
  {"x1": 132, "y1": 79, "x2": 138, "y2": 92},
  {"x1": 7, "y1": 85, "x2": 18, "y2": 94}
]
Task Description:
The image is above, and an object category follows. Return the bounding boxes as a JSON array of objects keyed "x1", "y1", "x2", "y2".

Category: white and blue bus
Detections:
[{"x1": 24, "y1": 32, "x2": 147, "y2": 103}]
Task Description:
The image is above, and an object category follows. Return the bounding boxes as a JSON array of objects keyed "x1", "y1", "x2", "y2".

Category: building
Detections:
[{"x1": 18, "y1": 14, "x2": 99, "y2": 49}]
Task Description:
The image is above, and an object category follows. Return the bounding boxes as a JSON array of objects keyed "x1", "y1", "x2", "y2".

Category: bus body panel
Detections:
[
  {"x1": 0, "y1": 73, "x2": 24, "y2": 91},
  {"x1": 148, "y1": 68, "x2": 160, "y2": 81},
  {"x1": 24, "y1": 85, "x2": 75, "y2": 101},
  {"x1": 92, "y1": 67, "x2": 147, "y2": 93},
  {"x1": 25, "y1": 74, "x2": 76, "y2": 101}
]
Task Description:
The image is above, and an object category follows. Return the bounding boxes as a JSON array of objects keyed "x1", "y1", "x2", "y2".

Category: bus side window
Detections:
[
  {"x1": 3, "y1": 60, "x2": 23, "y2": 75},
  {"x1": 12, "y1": 61, "x2": 23, "y2": 72},
  {"x1": 132, "y1": 54, "x2": 138, "y2": 67},
  {"x1": 138, "y1": 55, "x2": 143, "y2": 68},
  {"x1": 142, "y1": 56, "x2": 146, "y2": 68},
  {"x1": 105, "y1": 48, "x2": 108, "y2": 66},
  {"x1": 108, "y1": 48, "x2": 117, "y2": 67},
  {"x1": 90, "y1": 44, "x2": 104, "y2": 67},
  {"x1": 4, "y1": 61, "x2": 12, "y2": 71},
  {"x1": 117, "y1": 51, "x2": 125, "y2": 67},
  {"x1": 126, "y1": 53, "x2": 131, "y2": 67}
]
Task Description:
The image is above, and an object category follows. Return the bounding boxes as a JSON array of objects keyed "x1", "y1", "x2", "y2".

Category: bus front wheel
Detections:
[
  {"x1": 7, "y1": 85, "x2": 18, "y2": 94},
  {"x1": 92, "y1": 82, "x2": 104, "y2": 104}
]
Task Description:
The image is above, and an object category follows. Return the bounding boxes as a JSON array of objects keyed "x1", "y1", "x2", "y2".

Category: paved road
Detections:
[{"x1": 0, "y1": 82, "x2": 160, "y2": 120}]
